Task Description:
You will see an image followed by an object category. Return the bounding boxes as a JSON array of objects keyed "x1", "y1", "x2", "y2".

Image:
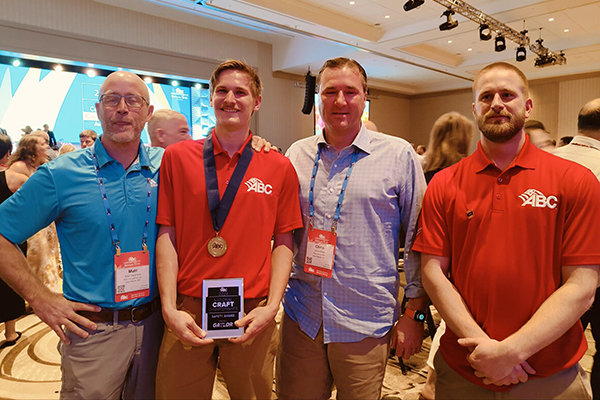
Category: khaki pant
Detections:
[
  {"x1": 434, "y1": 350, "x2": 592, "y2": 400},
  {"x1": 276, "y1": 311, "x2": 390, "y2": 400},
  {"x1": 156, "y1": 295, "x2": 276, "y2": 400}
]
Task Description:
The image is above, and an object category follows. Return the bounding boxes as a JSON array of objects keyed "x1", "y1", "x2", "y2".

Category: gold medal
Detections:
[{"x1": 207, "y1": 235, "x2": 227, "y2": 257}]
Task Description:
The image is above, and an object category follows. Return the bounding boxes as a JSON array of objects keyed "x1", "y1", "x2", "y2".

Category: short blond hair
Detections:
[
  {"x1": 473, "y1": 62, "x2": 529, "y2": 99},
  {"x1": 210, "y1": 59, "x2": 262, "y2": 99}
]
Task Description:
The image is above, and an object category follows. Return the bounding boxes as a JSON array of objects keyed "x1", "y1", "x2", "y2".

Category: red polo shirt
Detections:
[
  {"x1": 157, "y1": 133, "x2": 303, "y2": 299},
  {"x1": 414, "y1": 136, "x2": 600, "y2": 391}
]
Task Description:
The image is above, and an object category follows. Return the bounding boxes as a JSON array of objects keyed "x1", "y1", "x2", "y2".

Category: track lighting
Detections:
[
  {"x1": 516, "y1": 46, "x2": 527, "y2": 62},
  {"x1": 494, "y1": 35, "x2": 506, "y2": 52},
  {"x1": 479, "y1": 24, "x2": 492, "y2": 41},
  {"x1": 439, "y1": 9, "x2": 458, "y2": 31},
  {"x1": 403, "y1": 0, "x2": 425, "y2": 12}
]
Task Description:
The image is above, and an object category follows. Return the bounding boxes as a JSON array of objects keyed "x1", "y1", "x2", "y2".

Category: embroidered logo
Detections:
[
  {"x1": 244, "y1": 178, "x2": 272, "y2": 194},
  {"x1": 519, "y1": 189, "x2": 558, "y2": 209}
]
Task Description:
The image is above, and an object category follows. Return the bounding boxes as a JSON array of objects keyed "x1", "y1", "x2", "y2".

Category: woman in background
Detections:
[
  {"x1": 0, "y1": 133, "x2": 28, "y2": 348},
  {"x1": 420, "y1": 112, "x2": 474, "y2": 400},
  {"x1": 423, "y1": 111, "x2": 474, "y2": 183}
]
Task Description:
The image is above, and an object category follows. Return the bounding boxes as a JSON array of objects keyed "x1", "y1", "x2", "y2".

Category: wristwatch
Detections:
[{"x1": 404, "y1": 308, "x2": 426, "y2": 323}]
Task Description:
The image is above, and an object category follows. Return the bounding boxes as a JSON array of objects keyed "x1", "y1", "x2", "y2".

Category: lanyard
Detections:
[
  {"x1": 91, "y1": 146, "x2": 151, "y2": 256},
  {"x1": 308, "y1": 147, "x2": 359, "y2": 234},
  {"x1": 203, "y1": 131, "x2": 254, "y2": 233}
]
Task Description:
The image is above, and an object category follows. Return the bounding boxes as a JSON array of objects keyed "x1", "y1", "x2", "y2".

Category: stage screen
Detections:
[{"x1": 0, "y1": 62, "x2": 214, "y2": 145}]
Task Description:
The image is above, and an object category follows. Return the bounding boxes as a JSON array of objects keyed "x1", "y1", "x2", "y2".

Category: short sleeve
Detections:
[
  {"x1": 413, "y1": 172, "x2": 452, "y2": 257},
  {"x1": 0, "y1": 165, "x2": 60, "y2": 244},
  {"x1": 156, "y1": 148, "x2": 176, "y2": 227}
]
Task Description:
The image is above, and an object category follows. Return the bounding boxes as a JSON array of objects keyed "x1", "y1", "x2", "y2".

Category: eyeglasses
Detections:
[{"x1": 99, "y1": 94, "x2": 149, "y2": 109}]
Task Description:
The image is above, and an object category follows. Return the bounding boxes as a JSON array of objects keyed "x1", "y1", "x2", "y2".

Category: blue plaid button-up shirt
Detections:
[{"x1": 284, "y1": 125, "x2": 426, "y2": 343}]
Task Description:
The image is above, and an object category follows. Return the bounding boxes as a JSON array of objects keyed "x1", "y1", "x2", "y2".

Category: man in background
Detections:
[
  {"x1": 43, "y1": 124, "x2": 57, "y2": 149},
  {"x1": 79, "y1": 129, "x2": 97, "y2": 149},
  {"x1": 147, "y1": 109, "x2": 192, "y2": 148},
  {"x1": 553, "y1": 97, "x2": 600, "y2": 399}
]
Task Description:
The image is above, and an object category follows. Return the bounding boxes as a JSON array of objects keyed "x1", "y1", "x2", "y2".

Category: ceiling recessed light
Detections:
[
  {"x1": 54, "y1": 65, "x2": 63, "y2": 72},
  {"x1": 349, "y1": 1, "x2": 355, "y2": 4},
  {"x1": 564, "y1": 29, "x2": 569, "y2": 32},
  {"x1": 468, "y1": 48, "x2": 473, "y2": 51},
  {"x1": 144, "y1": 77, "x2": 153, "y2": 83},
  {"x1": 548, "y1": 17, "x2": 554, "y2": 22},
  {"x1": 448, "y1": 40, "x2": 453, "y2": 43},
  {"x1": 385, "y1": 15, "x2": 390, "y2": 18}
]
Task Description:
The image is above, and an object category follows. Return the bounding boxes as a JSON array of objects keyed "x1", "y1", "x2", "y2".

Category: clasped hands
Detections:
[{"x1": 458, "y1": 337, "x2": 536, "y2": 386}]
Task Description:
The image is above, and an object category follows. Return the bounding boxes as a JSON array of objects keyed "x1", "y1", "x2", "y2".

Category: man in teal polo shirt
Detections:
[{"x1": 0, "y1": 71, "x2": 163, "y2": 399}]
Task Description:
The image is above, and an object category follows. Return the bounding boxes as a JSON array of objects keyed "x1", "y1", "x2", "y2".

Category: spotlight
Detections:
[
  {"x1": 12, "y1": 59, "x2": 21, "y2": 67},
  {"x1": 403, "y1": 0, "x2": 424, "y2": 12},
  {"x1": 439, "y1": 9, "x2": 458, "y2": 31},
  {"x1": 495, "y1": 35, "x2": 506, "y2": 52},
  {"x1": 479, "y1": 24, "x2": 492, "y2": 41},
  {"x1": 516, "y1": 46, "x2": 526, "y2": 62}
]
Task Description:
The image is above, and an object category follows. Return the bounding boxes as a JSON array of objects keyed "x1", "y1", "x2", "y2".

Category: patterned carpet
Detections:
[{"x1": 0, "y1": 311, "x2": 595, "y2": 400}]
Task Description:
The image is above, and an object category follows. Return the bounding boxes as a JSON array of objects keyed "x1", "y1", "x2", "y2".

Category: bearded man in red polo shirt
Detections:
[
  {"x1": 414, "y1": 62, "x2": 600, "y2": 399},
  {"x1": 154, "y1": 59, "x2": 302, "y2": 399}
]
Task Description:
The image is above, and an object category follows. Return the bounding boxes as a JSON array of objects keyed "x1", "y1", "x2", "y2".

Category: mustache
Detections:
[{"x1": 484, "y1": 110, "x2": 511, "y2": 119}]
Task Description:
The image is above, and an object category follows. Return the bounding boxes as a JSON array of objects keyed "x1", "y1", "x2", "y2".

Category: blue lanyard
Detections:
[
  {"x1": 308, "y1": 147, "x2": 359, "y2": 234},
  {"x1": 91, "y1": 146, "x2": 151, "y2": 256}
]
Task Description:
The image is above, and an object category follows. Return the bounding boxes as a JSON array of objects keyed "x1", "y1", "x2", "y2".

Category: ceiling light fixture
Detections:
[
  {"x1": 516, "y1": 46, "x2": 526, "y2": 62},
  {"x1": 403, "y1": 0, "x2": 425, "y2": 12},
  {"x1": 479, "y1": 23, "x2": 492, "y2": 41},
  {"x1": 439, "y1": 9, "x2": 458, "y2": 31},
  {"x1": 494, "y1": 35, "x2": 506, "y2": 52},
  {"x1": 548, "y1": 17, "x2": 554, "y2": 22}
]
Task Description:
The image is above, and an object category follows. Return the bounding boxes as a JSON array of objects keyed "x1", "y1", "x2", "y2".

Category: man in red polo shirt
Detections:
[
  {"x1": 414, "y1": 62, "x2": 600, "y2": 399},
  {"x1": 155, "y1": 59, "x2": 302, "y2": 399}
]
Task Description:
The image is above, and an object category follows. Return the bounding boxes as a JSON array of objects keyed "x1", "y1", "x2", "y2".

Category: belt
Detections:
[{"x1": 78, "y1": 297, "x2": 160, "y2": 323}]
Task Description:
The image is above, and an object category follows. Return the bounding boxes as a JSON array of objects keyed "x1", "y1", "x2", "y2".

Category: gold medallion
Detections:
[{"x1": 207, "y1": 236, "x2": 227, "y2": 257}]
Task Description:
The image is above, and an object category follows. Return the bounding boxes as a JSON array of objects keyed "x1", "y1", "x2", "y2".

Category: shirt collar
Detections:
[
  {"x1": 473, "y1": 134, "x2": 537, "y2": 173},
  {"x1": 211, "y1": 129, "x2": 253, "y2": 158},
  {"x1": 568, "y1": 135, "x2": 600, "y2": 151},
  {"x1": 319, "y1": 124, "x2": 371, "y2": 155},
  {"x1": 94, "y1": 136, "x2": 158, "y2": 172}
]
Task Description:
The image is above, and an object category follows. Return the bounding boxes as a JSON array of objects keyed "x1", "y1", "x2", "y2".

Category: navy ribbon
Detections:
[{"x1": 203, "y1": 132, "x2": 254, "y2": 233}]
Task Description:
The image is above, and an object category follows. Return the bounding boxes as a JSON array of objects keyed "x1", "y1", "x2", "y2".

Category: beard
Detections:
[{"x1": 477, "y1": 108, "x2": 526, "y2": 143}]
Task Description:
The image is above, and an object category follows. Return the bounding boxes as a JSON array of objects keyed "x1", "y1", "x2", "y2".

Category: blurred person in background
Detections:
[
  {"x1": 0, "y1": 133, "x2": 28, "y2": 349},
  {"x1": 423, "y1": 112, "x2": 475, "y2": 183},
  {"x1": 79, "y1": 129, "x2": 97, "y2": 149},
  {"x1": 147, "y1": 109, "x2": 192, "y2": 148},
  {"x1": 7, "y1": 134, "x2": 49, "y2": 177},
  {"x1": 420, "y1": 111, "x2": 474, "y2": 400},
  {"x1": 43, "y1": 124, "x2": 57, "y2": 149},
  {"x1": 58, "y1": 143, "x2": 76, "y2": 156}
]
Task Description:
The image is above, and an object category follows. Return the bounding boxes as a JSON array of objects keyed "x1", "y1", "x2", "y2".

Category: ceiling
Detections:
[{"x1": 97, "y1": 0, "x2": 600, "y2": 95}]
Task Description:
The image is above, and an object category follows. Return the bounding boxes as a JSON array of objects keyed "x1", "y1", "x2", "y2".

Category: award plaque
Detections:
[{"x1": 202, "y1": 278, "x2": 244, "y2": 339}]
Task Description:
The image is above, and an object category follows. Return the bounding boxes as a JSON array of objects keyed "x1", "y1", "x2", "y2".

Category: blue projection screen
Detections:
[{"x1": 0, "y1": 63, "x2": 214, "y2": 145}]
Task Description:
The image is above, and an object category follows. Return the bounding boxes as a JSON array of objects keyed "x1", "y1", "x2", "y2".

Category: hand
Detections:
[
  {"x1": 477, "y1": 362, "x2": 536, "y2": 386},
  {"x1": 390, "y1": 314, "x2": 424, "y2": 359},
  {"x1": 229, "y1": 305, "x2": 277, "y2": 344},
  {"x1": 458, "y1": 337, "x2": 534, "y2": 384},
  {"x1": 251, "y1": 136, "x2": 278, "y2": 153},
  {"x1": 29, "y1": 291, "x2": 101, "y2": 344},
  {"x1": 163, "y1": 308, "x2": 214, "y2": 347}
]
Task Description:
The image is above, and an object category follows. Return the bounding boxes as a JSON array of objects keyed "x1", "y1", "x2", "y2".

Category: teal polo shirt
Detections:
[{"x1": 0, "y1": 138, "x2": 163, "y2": 309}]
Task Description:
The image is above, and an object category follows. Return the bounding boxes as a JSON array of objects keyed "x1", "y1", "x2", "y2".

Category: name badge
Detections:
[
  {"x1": 114, "y1": 250, "x2": 150, "y2": 302},
  {"x1": 304, "y1": 228, "x2": 336, "y2": 278}
]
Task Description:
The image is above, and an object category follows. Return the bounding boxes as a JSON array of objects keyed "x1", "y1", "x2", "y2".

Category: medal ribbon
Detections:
[
  {"x1": 308, "y1": 147, "x2": 359, "y2": 234},
  {"x1": 203, "y1": 131, "x2": 254, "y2": 233},
  {"x1": 91, "y1": 145, "x2": 152, "y2": 256}
]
